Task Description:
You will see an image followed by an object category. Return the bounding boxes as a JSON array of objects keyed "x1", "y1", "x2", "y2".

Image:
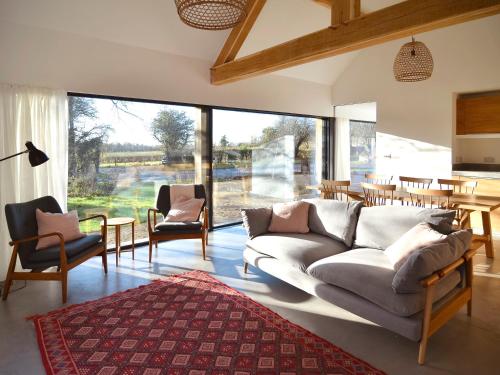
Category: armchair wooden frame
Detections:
[
  {"x1": 147, "y1": 207, "x2": 209, "y2": 262},
  {"x1": 2, "y1": 215, "x2": 108, "y2": 304},
  {"x1": 417, "y1": 239, "x2": 482, "y2": 364}
]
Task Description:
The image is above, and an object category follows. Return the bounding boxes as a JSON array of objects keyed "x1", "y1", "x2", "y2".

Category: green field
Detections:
[{"x1": 68, "y1": 180, "x2": 156, "y2": 233}]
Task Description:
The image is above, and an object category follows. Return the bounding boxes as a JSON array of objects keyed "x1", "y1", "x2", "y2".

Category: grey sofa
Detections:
[{"x1": 241, "y1": 199, "x2": 479, "y2": 365}]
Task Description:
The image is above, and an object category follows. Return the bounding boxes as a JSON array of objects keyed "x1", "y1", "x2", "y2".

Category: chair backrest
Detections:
[
  {"x1": 438, "y1": 178, "x2": 477, "y2": 194},
  {"x1": 4, "y1": 196, "x2": 62, "y2": 266},
  {"x1": 156, "y1": 184, "x2": 206, "y2": 217},
  {"x1": 321, "y1": 180, "x2": 350, "y2": 201},
  {"x1": 361, "y1": 182, "x2": 396, "y2": 207},
  {"x1": 365, "y1": 173, "x2": 393, "y2": 184},
  {"x1": 407, "y1": 187, "x2": 453, "y2": 209},
  {"x1": 399, "y1": 176, "x2": 433, "y2": 189}
]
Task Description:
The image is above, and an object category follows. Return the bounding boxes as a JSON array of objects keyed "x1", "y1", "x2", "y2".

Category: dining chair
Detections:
[
  {"x1": 407, "y1": 187, "x2": 453, "y2": 209},
  {"x1": 321, "y1": 180, "x2": 351, "y2": 201},
  {"x1": 365, "y1": 173, "x2": 393, "y2": 184},
  {"x1": 360, "y1": 182, "x2": 396, "y2": 207},
  {"x1": 399, "y1": 176, "x2": 433, "y2": 189},
  {"x1": 438, "y1": 179, "x2": 478, "y2": 228}
]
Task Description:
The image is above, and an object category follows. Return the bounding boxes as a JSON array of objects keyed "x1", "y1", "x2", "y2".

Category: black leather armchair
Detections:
[
  {"x1": 147, "y1": 185, "x2": 208, "y2": 262},
  {"x1": 3, "y1": 196, "x2": 108, "y2": 303}
]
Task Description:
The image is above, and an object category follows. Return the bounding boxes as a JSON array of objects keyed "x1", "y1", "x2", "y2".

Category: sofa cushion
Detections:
[
  {"x1": 241, "y1": 207, "x2": 272, "y2": 239},
  {"x1": 303, "y1": 198, "x2": 362, "y2": 247},
  {"x1": 246, "y1": 233, "x2": 348, "y2": 272},
  {"x1": 393, "y1": 229, "x2": 472, "y2": 293},
  {"x1": 354, "y1": 206, "x2": 456, "y2": 250},
  {"x1": 268, "y1": 201, "x2": 310, "y2": 234},
  {"x1": 307, "y1": 248, "x2": 461, "y2": 317},
  {"x1": 385, "y1": 222, "x2": 447, "y2": 269}
]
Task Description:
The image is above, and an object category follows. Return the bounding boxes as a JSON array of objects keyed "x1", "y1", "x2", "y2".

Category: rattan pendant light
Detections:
[
  {"x1": 393, "y1": 37, "x2": 434, "y2": 82},
  {"x1": 175, "y1": 0, "x2": 248, "y2": 30}
]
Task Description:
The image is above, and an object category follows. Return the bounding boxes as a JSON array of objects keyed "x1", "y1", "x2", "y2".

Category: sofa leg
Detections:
[
  {"x1": 148, "y1": 239, "x2": 153, "y2": 263},
  {"x1": 243, "y1": 262, "x2": 248, "y2": 274}
]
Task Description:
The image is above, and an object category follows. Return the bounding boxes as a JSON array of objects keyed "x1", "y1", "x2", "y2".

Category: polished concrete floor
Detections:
[{"x1": 0, "y1": 227, "x2": 499, "y2": 375}]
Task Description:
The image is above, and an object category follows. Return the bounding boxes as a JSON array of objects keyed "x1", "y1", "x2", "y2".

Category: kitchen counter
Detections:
[
  {"x1": 452, "y1": 163, "x2": 500, "y2": 180},
  {"x1": 452, "y1": 170, "x2": 500, "y2": 180}
]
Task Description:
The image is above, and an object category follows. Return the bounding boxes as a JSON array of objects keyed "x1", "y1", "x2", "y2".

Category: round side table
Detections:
[{"x1": 101, "y1": 217, "x2": 135, "y2": 264}]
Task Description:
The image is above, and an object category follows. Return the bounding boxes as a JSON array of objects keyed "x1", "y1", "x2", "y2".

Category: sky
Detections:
[{"x1": 81, "y1": 98, "x2": 281, "y2": 146}]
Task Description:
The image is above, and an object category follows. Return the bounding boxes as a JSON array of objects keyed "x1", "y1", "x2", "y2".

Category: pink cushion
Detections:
[
  {"x1": 165, "y1": 197, "x2": 204, "y2": 222},
  {"x1": 385, "y1": 222, "x2": 447, "y2": 269},
  {"x1": 36, "y1": 209, "x2": 86, "y2": 250},
  {"x1": 268, "y1": 201, "x2": 310, "y2": 234}
]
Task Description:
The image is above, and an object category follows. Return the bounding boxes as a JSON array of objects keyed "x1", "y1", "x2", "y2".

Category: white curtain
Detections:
[
  {"x1": 0, "y1": 84, "x2": 68, "y2": 278},
  {"x1": 334, "y1": 117, "x2": 351, "y2": 180}
]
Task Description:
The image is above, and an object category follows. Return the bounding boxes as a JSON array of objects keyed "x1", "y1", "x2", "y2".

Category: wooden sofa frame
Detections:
[
  {"x1": 243, "y1": 239, "x2": 483, "y2": 365},
  {"x1": 147, "y1": 207, "x2": 209, "y2": 262},
  {"x1": 2, "y1": 215, "x2": 108, "y2": 304}
]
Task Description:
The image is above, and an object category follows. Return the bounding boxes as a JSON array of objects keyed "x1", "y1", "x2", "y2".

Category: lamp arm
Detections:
[{"x1": 0, "y1": 149, "x2": 29, "y2": 162}]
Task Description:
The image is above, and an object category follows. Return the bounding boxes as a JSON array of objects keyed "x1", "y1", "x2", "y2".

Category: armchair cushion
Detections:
[
  {"x1": 154, "y1": 221, "x2": 202, "y2": 234},
  {"x1": 35, "y1": 209, "x2": 86, "y2": 249},
  {"x1": 165, "y1": 197, "x2": 204, "y2": 222},
  {"x1": 26, "y1": 234, "x2": 102, "y2": 268}
]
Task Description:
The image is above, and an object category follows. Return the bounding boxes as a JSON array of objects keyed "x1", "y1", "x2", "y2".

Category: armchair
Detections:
[
  {"x1": 147, "y1": 184, "x2": 208, "y2": 262},
  {"x1": 2, "y1": 196, "x2": 107, "y2": 303}
]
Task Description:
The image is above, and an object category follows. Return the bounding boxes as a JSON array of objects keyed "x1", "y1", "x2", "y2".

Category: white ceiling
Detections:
[{"x1": 0, "y1": 0, "x2": 402, "y2": 85}]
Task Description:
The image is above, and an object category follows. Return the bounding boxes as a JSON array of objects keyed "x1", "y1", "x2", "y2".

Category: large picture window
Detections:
[
  {"x1": 212, "y1": 109, "x2": 323, "y2": 226},
  {"x1": 67, "y1": 95, "x2": 200, "y2": 244}
]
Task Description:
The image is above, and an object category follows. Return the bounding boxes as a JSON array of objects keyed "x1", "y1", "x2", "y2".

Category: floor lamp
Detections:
[{"x1": 0, "y1": 141, "x2": 49, "y2": 293}]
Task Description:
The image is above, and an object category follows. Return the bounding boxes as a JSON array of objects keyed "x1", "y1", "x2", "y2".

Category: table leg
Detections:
[
  {"x1": 481, "y1": 211, "x2": 494, "y2": 258},
  {"x1": 131, "y1": 221, "x2": 135, "y2": 260},
  {"x1": 115, "y1": 225, "x2": 121, "y2": 265}
]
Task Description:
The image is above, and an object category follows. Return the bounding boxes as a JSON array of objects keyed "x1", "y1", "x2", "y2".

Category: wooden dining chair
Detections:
[
  {"x1": 321, "y1": 180, "x2": 351, "y2": 201},
  {"x1": 360, "y1": 182, "x2": 396, "y2": 207},
  {"x1": 365, "y1": 173, "x2": 393, "y2": 184},
  {"x1": 438, "y1": 179, "x2": 478, "y2": 228},
  {"x1": 399, "y1": 176, "x2": 433, "y2": 189},
  {"x1": 407, "y1": 187, "x2": 453, "y2": 209}
]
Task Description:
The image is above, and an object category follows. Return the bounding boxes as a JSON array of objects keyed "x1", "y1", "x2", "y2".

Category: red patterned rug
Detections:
[{"x1": 31, "y1": 270, "x2": 385, "y2": 375}]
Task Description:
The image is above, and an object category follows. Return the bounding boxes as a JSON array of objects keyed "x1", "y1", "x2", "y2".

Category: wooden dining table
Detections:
[{"x1": 306, "y1": 185, "x2": 500, "y2": 258}]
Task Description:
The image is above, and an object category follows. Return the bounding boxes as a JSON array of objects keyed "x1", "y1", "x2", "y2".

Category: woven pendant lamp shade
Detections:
[
  {"x1": 175, "y1": 0, "x2": 248, "y2": 30},
  {"x1": 393, "y1": 37, "x2": 434, "y2": 82}
]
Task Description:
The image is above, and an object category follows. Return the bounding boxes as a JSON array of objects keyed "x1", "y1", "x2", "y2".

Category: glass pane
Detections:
[
  {"x1": 67, "y1": 96, "x2": 200, "y2": 246},
  {"x1": 212, "y1": 110, "x2": 322, "y2": 226},
  {"x1": 350, "y1": 120, "x2": 376, "y2": 190}
]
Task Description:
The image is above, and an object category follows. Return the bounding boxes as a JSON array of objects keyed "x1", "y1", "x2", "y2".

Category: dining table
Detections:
[{"x1": 306, "y1": 185, "x2": 500, "y2": 258}]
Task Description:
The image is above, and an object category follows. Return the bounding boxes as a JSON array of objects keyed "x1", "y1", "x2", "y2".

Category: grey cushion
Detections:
[
  {"x1": 307, "y1": 248, "x2": 461, "y2": 317},
  {"x1": 240, "y1": 207, "x2": 272, "y2": 239},
  {"x1": 246, "y1": 233, "x2": 348, "y2": 272},
  {"x1": 302, "y1": 198, "x2": 362, "y2": 247},
  {"x1": 26, "y1": 234, "x2": 102, "y2": 267},
  {"x1": 354, "y1": 206, "x2": 456, "y2": 250},
  {"x1": 393, "y1": 229, "x2": 472, "y2": 293}
]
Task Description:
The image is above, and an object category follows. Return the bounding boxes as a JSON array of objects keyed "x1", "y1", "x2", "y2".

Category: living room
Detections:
[{"x1": 1, "y1": 1, "x2": 500, "y2": 374}]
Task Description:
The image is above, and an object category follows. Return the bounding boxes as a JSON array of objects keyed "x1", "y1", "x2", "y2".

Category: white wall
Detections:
[
  {"x1": 331, "y1": 15, "x2": 500, "y2": 177},
  {"x1": 0, "y1": 20, "x2": 332, "y2": 117}
]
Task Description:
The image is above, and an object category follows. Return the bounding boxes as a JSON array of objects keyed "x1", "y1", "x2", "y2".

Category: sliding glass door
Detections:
[{"x1": 212, "y1": 109, "x2": 323, "y2": 226}]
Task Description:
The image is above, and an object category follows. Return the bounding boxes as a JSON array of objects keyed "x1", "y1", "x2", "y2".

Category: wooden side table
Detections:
[{"x1": 101, "y1": 217, "x2": 135, "y2": 264}]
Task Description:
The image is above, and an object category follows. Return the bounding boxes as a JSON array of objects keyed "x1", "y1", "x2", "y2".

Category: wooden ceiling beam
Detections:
[
  {"x1": 214, "y1": 0, "x2": 267, "y2": 66},
  {"x1": 211, "y1": 0, "x2": 500, "y2": 85}
]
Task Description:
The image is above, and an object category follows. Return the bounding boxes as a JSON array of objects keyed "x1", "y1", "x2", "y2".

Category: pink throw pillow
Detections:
[
  {"x1": 385, "y1": 222, "x2": 447, "y2": 269},
  {"x1": 36, "y1": 209, "x2": 86, "y2": 250},
  {"x1": 165, "y1": 197, "x2": 204, "y2": 222},
  {"x1": 268, "y1": 201, "x2": 310, "y2": 234}
]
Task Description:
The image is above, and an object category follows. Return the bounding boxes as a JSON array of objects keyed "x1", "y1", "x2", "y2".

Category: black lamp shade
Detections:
[{"x1": 25, "y1": 141, "x2": 49, "y2": 167}]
